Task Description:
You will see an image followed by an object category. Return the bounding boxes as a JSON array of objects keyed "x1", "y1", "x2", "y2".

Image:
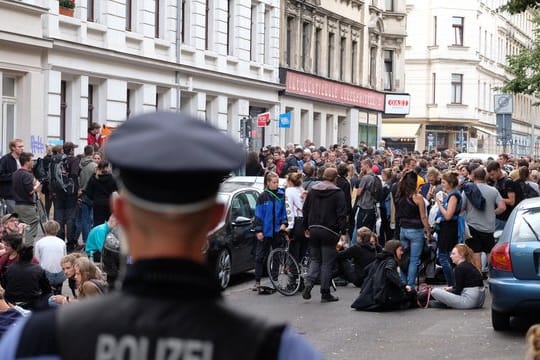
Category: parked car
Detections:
[{"x1": 489, "y1": 197, "x2": 540, "y2": 331}]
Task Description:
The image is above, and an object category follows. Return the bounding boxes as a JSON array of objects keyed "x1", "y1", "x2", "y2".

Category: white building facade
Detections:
[
  {"x1": 0, "y1": 0, "x2": 281, "y2": 156},
  {"x1": 396, "y1": 0, "x2": 539, "y2": 156}
]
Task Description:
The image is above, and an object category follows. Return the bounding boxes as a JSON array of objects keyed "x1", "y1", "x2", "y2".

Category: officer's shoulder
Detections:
[{"x1": 14, "y1": 309, "x2": 59, "y2": 357}]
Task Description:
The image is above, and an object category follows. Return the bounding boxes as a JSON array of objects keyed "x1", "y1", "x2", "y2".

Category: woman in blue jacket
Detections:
[{"x1": 253, "y1": 171, "x2": 287, "y2": 293}]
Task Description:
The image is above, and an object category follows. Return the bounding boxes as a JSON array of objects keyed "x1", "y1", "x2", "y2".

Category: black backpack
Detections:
[
  {"x1": 518, "y1": 180, "x2": 539, "y2": 200},
  {"x1": 369, "y1": 174, "x2": 385, "y2": 204},
  {"x1": 49, "y1": 154, "x2": 74, "y2": 194},
  {"x1": 32, "y1": 158, "x2": 48, "y2": 183}
]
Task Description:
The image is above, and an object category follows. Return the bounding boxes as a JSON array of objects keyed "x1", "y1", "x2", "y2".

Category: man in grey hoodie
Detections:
[
  {"x1": 302, "y1": 167, "x2": 348, "y2": 303},
  {"x1": 78, "y1": 145, "x2": 97, "y2": 243}
]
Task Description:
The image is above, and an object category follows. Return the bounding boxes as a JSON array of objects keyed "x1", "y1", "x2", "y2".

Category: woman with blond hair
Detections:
[
  {"x1": 430, "y1": 244, "x2": 485, "y2": 309},
  {"x1": 73, "y1": 257, "x2": 107, "y2": 298}
]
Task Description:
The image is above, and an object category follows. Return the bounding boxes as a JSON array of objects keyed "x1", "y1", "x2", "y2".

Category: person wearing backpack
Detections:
[
  {"x1": 78, "y1": 145, "x2": 97, "y2": 244},
  {"x1": 353, "y1": 159, "x2": 379, "y2": 234},
  {"x1": 50, "y1": 142, "x2": 80, "y2": 252}
]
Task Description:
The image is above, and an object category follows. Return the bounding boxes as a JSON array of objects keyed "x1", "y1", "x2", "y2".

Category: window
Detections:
[
  {"x1": 383, "y1": 50, "x2": 393, "y2": 90},
  {"x1": 264, "y1": 6, "x2": 271, "y2": 63},
  {"x1": 181, "y1": 0, "x2": 188, "y2": 43},
  {"x1": 385, "y1": 0, "x2": 394, "y2": 11},
  {"x1": 315, "y1": 28, "x2": 321, "y2": 74},
  {"x1": 451, "y1": 73, "x2": 463, "y2": 104},
  {"x1": 433, "y1": 16, "x2": 437, "y2": 46},
  {"x1": 205, "y1": 0, "x2": 211, "y2": 49},
  {"x1": 227, "y1": 0, "x2": 233, "y2": 54},
  {"x1": 250, "y1": 4, "x2": 256, "y2": 61},
  {"x1": 369, "y1": 46, "x2": 377, "y2": 87},
  {"x1": 328, "y1": 32, "x2": 335, "y2": 78},
  {"x1": 125, "y1": 0, "x2": 132, "y2": 31},
  {"x1": 87, "y1": 0, "x2": 94, "y2": 22},
  {"x1": 1, "y1": 75, "x2": 16, "y2": 152},
  {"x1": 286, "y1": 17, "x2": 294, "y2": 66},
  {"x1": 88, "y1": 85, "x2": 94, "y2": 130},
  {"x1": 452, "y1": 16, "x2": 464, "y2": 46},
  {"x1": 302, "y1": 22, "x2": 311, "y2": 71},
  {"x1": 351, "y1": 40, "x2": 358, "y2": 83},
  {"x1": 60, "y1": 81, "x2": 67, "y2": 141},
  {"x1": 431, "y1": 73, "x2": 436, "y2": 104},
  {"x1": 155, "y1": 0, "x2": 161, "y2": 38},
  {"x1": 340, "y1": 37, "x2": 346, "y2": 81},
  {"x1": 126, "y1": 89, "x2": 131, "y2": 118}
]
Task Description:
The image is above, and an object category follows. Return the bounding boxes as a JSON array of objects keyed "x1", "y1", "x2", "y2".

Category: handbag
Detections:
[{"x1": 416, "y1": 283, "x2": 432, "y2": 308}]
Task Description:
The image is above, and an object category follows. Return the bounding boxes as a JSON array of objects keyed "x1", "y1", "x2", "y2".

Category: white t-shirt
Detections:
[
  {"x1": 34, "y1": 235, "x2": 67, "y2": 273},
  {"x1": 285, "y1": 186, "x2": 304, "y2": 229}
]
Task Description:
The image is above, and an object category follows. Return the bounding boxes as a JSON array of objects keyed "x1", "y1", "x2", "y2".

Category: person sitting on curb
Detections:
[
  {"x1": 336, "y1": 227, "x2": 380, "y2": 287},
  {"x1": 430, "y1": 244, "x2": 485, "y2": 309}
]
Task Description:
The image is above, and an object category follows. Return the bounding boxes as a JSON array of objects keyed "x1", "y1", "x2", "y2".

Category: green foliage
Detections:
[
  {"x1": 59, "y1": 0, "x2": 75, "y2": 9},
  {"x1": 500, "y1": 0, "x2": 540, "y2": 14},
  {"x1": 500, "y1": 12, "x2": 540, "y2": 101}
]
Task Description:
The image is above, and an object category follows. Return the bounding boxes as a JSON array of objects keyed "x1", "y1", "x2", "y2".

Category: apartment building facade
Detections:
[
  {"x1": 278, "y1": 0, "x2": 408, "y2": 148},
  {"x1": 0, "y1": 0, "x2": 281, "y2": 155},
  {"x1": 397, "y1": 0, "x2": 539, "y2": 156}
]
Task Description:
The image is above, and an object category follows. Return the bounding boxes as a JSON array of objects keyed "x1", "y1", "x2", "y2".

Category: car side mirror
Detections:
[{"x1": 232, "y1": 216, "x2": 252, "y2": 226}]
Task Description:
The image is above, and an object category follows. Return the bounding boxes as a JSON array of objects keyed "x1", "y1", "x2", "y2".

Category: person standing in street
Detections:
[
  {"x1": 0, "y1": 139, "x2": 24, "y2": 213},
  {"x1": 302, "y1": 167, "x2": 348, "y2": 303},
  {"x1": 12, "y1": 152, "x2": 40, "y2": 245},
  {"x1": 353, "y1": 159, "x2": 378, "y2": 232},
  {"x1": 253, "y1": 171, "x2": 288, "y2": 292},
  {"x1": 78, "y1": 145, "x2": 97, "y2": 244},
  {"x1": 0, "y1": 111, "x2": 321, "y2": 360}
]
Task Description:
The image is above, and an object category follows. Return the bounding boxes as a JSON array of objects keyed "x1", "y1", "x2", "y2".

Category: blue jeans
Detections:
[
  {"x1": 495, "y1": 218, "x2": 506, "y2": 231},
  {"x1": 438, "y1": 249, "x2": 455, "y2": 286},
  {"x1": 80, "y1": 201, "x2": 93, "y2": 243},
  {"x1": 400, "y1": 227, "x2": 425, "y2": 286}
]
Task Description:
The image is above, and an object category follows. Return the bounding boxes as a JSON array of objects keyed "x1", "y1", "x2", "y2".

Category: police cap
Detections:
[{"x1": 105, "y1": 111, "x2": 244, "y2": 214}]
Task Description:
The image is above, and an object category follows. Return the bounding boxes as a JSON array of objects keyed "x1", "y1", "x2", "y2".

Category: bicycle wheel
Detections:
[
  {"x1": 267, "y1": 248, "x2": 301, "y2": 296},
  {"x1": 35, "y1": 198, "x2": 48, "y2": 233}
]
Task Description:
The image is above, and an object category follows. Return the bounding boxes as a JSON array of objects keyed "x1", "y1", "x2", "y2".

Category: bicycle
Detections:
[
  {"x1": 266, "y1": 236, "x2": 302, "y2": 296},
  {"x1": 34, "y1": 193, "x2": 48, "y2": 233}
]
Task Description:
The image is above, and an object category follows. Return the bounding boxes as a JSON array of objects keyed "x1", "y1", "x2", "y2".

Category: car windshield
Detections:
[{"x1": 512, "y1": 207, "x2": 540, "y2": 242}]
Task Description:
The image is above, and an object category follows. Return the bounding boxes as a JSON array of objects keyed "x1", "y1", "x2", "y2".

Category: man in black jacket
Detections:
[
  {"x1": 0, "y1": 139, "x2": 24, "y2": 213},
  {"x1": 302, "y1": 167, "x2": 347, "y2": 303}
]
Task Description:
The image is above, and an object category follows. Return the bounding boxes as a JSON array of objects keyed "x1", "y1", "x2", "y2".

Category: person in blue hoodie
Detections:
[{"x1": 253, "y1": 171, "x2": 288, "y2": 293}]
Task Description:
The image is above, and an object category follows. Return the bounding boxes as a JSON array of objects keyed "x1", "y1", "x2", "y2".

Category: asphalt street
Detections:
[{"x1": 223, "y1": 275, "x2": 538, "y2": 360}]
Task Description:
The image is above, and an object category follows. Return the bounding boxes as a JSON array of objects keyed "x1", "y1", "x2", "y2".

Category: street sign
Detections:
[
  {"x1": 279, "y1": 112, "x2": 291, "y2": 128},
  {"x1": 494, "y1": 94, "x2": 513, "y2": 114},
  {"x1": 257, "y1": 112, "x2": 271, "y2": 127}
]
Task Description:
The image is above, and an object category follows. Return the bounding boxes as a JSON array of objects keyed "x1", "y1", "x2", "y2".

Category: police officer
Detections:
[{"x1": 0, "y1": 112, "x2": 321, "y2": 360}]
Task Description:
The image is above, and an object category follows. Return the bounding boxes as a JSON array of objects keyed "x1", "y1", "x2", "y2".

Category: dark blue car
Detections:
[{"x1": 489, "y1": 198, "x2": 540, "y2": 331}]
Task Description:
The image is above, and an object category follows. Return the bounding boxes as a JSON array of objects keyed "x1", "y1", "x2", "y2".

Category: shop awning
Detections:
[
  {"x1": 471, "y1": 126, "x2": 498, "y2": 137},
  {"x1": 381, "y1": 123, "x2": 421, "y2": 138}
]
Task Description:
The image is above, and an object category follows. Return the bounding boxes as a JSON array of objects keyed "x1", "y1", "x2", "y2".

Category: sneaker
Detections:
[
  {"x1": 321, "y1": 294, "x2": 339, "y2": 303},
  {"x1": 302, "y1": 283, "x2": 313, "y2": 300}
]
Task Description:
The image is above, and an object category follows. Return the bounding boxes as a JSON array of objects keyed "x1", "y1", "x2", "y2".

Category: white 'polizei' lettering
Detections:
[{"x1": 96, "y1": 335, "x2": 213, "y2": 360}]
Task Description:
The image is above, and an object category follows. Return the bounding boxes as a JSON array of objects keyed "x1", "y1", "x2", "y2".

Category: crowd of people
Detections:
[
  {"x1": 248, "y1": 139, "x2": 540, "y2": 312},
  {"x1": 0, "y1": 119, "x2": 539, "y2": 356}
]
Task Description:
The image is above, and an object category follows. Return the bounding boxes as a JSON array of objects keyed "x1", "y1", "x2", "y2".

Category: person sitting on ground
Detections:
[
  {"x1": 34, "y1": 220, "x2": 66, "y2": 295},
  {"x1": 0, "y1": 284, "x2": 30, "y2": 338},
  {"x1": 49, "y1": 253, "x2": 83, "y2": 306},
  {"x1": 351, "y1": 240, "x2": 416, "y2": 311},
  {"x1": 336, "y1": 227, "x2": 380, "y2": 287},
  {"x1": 0, "y1": 233, "x2": 39, "y2": 288},
  {"x1": 430, "y1": 244, "x2": 485, "y2": 309},
  {"x1": 73, "y1": 257, "x2": 107, "y2": 298},
  {"x1": 3, "y1": 243, "x2": 51, "y2": 311},
  {"x1": 85, "y1": 214, "x2": 118, "y2": 262}
]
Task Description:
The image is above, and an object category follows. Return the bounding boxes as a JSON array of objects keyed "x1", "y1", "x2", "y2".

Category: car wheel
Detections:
[
  {"x1": 492, "y1": 308, "x2": 510, "y2": 331},
  {"x1": 215, "y1": 249, "x2": 232, "y2": 290}
]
